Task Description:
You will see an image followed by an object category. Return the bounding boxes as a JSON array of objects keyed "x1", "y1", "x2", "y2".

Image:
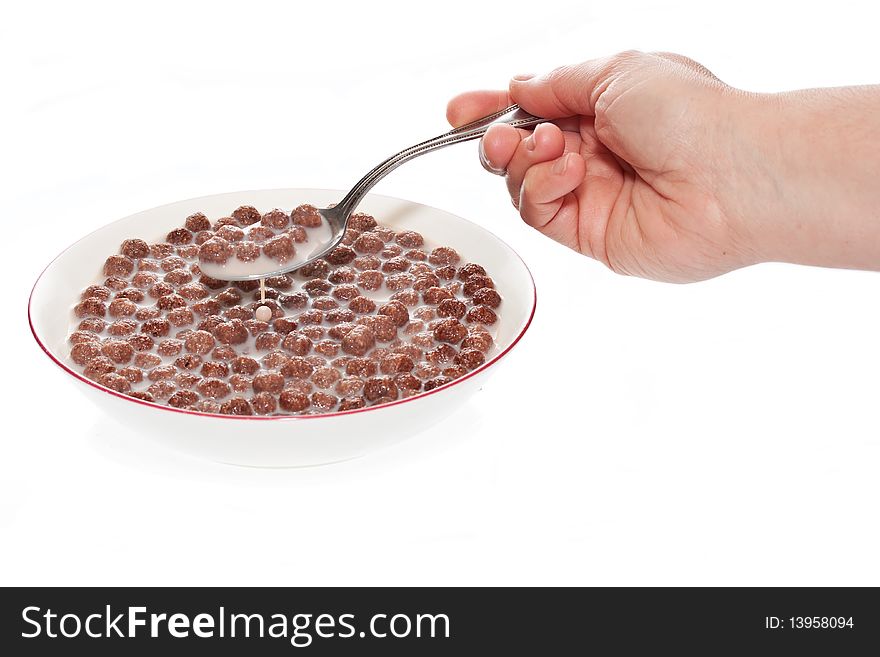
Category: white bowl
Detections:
[{"x1": 29, "y1": 189, "x2": 536, "y2": 466}]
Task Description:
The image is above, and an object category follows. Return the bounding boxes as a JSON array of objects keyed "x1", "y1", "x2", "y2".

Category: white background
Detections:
[{"x1": 3, "y1": 0, "x2": 879, "y2": 586}]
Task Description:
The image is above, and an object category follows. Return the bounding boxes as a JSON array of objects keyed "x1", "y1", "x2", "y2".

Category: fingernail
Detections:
[
  {"x1": 512, "y1": 73, "x2": 535, "y2": 82},
  {"x1": 523, "y1": 134, "x2": 536, "y2": 152},
  {"x1": 479, "y1": 140, "x2": 505, "y2": 175},
  {"x1": 552, "y1": 154, "x2": 569, "y2": 175}
]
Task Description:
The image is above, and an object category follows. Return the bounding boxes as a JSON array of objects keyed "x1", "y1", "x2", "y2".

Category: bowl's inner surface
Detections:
[{"x1": 31, "y1": 189, "x2": 535, "y2": 414}]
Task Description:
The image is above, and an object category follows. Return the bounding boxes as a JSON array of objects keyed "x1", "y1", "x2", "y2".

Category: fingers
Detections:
[
  {"x1": 518, "y1": 153, "x2": 586, "y2": 244},
  {"x1": 479, "y1": 123, "x2": 522, "y2": 174},
  {"x1": 503, "y1": 122, "x2": 567, "y2": 204},
  {"x1": 507, "y1": 52, "x2": 645, "y2": 118},
  {"x1": 446, "y1": 90, "x2": 512, "y2": 128}
]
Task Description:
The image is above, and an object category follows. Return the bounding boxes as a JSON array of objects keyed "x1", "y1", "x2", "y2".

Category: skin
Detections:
[{"x1": 446, "y1": 51, "x2": 880, "y2": 283}]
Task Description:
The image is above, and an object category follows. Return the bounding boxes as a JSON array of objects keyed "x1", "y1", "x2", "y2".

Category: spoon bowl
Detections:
[{"x1": 197, "y1": 105, "x2": 546, "y2": 282}]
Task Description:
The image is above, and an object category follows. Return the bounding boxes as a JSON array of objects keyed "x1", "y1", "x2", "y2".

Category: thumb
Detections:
[{"x1": 509, "y1": 51, "x2": 648, "y2": 118}]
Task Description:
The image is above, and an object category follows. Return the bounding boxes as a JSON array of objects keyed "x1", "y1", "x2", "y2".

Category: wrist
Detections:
[{"x1": 731, "y1": 87, "x2": 880, "y2": 270}]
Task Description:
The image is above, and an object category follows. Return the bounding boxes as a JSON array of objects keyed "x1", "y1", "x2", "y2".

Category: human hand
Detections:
[
  {"x1": 447, "y1": 52, "x2": 774, "y2": 282},
  {"x1": 447, "y1": 52, "x2": 880, "y2": 282}
]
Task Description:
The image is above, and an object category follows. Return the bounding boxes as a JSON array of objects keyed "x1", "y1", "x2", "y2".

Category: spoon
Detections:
[{"x1": 198, "y1": 105, "x2": 547, "y2": 283}]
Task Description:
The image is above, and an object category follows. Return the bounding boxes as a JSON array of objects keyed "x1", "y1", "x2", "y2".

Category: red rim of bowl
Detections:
[{"x1": 28, "y1": 201, "x2": 537, "y2": 421}]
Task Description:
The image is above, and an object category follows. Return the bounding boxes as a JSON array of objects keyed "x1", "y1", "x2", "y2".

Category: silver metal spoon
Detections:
[{"x1": 199, "y1": 105, "x2": 547, "y2": 281}]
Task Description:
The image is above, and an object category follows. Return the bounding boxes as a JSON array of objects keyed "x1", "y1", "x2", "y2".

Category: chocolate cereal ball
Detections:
[
  {"x1": 185, "y1": 212, "x2": 212, "y2": 232},
  {"x1": 455, "y1": 348, "x2": 486, "y2": 370},
  {"x1": 279, "y1": 356, "x2": 313, "y2": 379},
  {"x1": 254, "y1": 331, "x2": 281, "y2": 351},
  {"x1": 348, "y1": 212, "x2": 377, "y2": 231},
  {"x1": 370, "y1": 315, "x2": 398, "y2": 341},
  {"x1": 291, "y1": 203, "x2": 322, "y2": 227},
  {"x1": 352, "y1": 255, "x2": 381, "y2": 271},
  {"x1": 311, "y1": 296, "x2": 339, "y2": 311},
  {"x1": 356, "y1": 270, "x2": 383, "y2": 291},
  {"x1": 338, "y1": 397, "x2": 366, "y2": 411},
  {"x1": 75, "y1": 297, "x2": 106, "y2": 318},
  {"x1": 174, "y1": 354, "x2": 202, "y2": 370},
  {"x1": 390, "y1": 290, "x2": 420, "y2": 307},
  {"x1": 422, "y1": 286, "x2": 453, "y2": 305},
  {"x1": 156, "y1": 339, "x2": 183, "y2": 357},
  {"x1": 405, "y1": 249, "x2": 427, "y2": 261},
  {"x1": 121, "y1": 239, "x2": 150, "y2": 259},
  {"x1": 260, "y1": 208, "x2": 290, "y2": 229},
  {"x1": 424, "y1": 376, "x2": 452, "y2": 391},
  {"x1": 194, "y1": 378, "x2": 230, "y2": 400},
  {"x1": 83, "y1": 356, "x2": 116, "y2": 380},
  {"x1": 463, "y1": 275, "x2": 495, "y2": 297},
  {"x1": 179, "y1": 329, "x2": 214, "y2": 355},
  {"x1": 148, "y1": 282, "x2": 175, "y2": 299},
  {"x1": 381, "y1": 256, "x2": 410, "y2": 273},
  {"x1": 314, "y1": 340, "x2": 340, "y2": 358},
  {"x1": 263, "y1": 233, "x2": 295, "y2": 262},
  {"x1": 160, "y1": 256, "x2": 187, "y2": 272},
  {"x1": 229, "y1": 241, "x2": 259, "y2": 263},
  {"x1": 311, "y1": 367, "x2": 340, "y2": 390},
  {"x1": 135, "y1": 307, "x2": 160, "y2": 321},
  {"x1": 118, "y1": 366, "x2": 144, "y2": 384},
  {"x1": 325, "y1": 245, "x2": 356, "y2": 265},
  {"x1": 429, "y1": 247, "x2": 460, "y2": 266},
  {"x1": 199, "y1": 237, "x2": 234, "y2": 264},
  {"x1": 69, "y1": 329, "x2": 101, "y2": 344},
  {"x1": 385, "y1": 273, "x2": 413, "y2": 291},
  {"x1": 381, "y1": 244, "x2": 403, "y2": 259},
  {"x1": 353, "y1": 232, "x2": 384, "y2": 254},
  {"x1": 297, "y1": 259, "x2": 331, "y2": 279},
  {"x1": 126, "y1": 334, "x2": 153, "y2": 352},
  {"x1": 166, "y1": 228, "x2": 193, "y2": 245},
  {"x1": 395, "y1": 230, "x2": 424, "y2": 248},
  {"x1": 378, "y1": 300, "x2": 408, "y2": 327},
  {"x1": 437, "y1": 299, "x2": 466, "y2": 319},
  {"x1": 157, "y1": 293, "x2": 187, "y2": 310},
  {"x1": 413, "y1": 273, "x2": 440, "y2": 291},
  {"x1": 178, "y1": 282, "x2": 210, "y2": 300},
  {"x1": 81, "y1": 285, "x2": 112, "y2": 302},
  {"x1": 97, "y1": 372, "x2": 131, "y2": 393},
  {"x1": 216, "y1": 225, "x2": 245, "y2": 243},
  {"x1": 213, "y1": 320, "x2": 248, "y2": 345},
  {"x1": 363, "y1": 376, "x2": 399, "y2": 402},
  {"x1": 278, "y1": 389, "x2": 310, "y2": 412},
  {"x1": 115, "y1": 287, "x2": 145, "y2": 302},
  {"x1": 466, "y1": 306, "x2": 497, "y2": 325},
  {"x1": 192, "y1": 399, "x2": 220, "y2": 413},
  {"x1": 253, "y1": 371, "x2": 285, "y2": 394},
  {"x1": 277, "y1": 293, "x2": 307, "y2": 311},
  {"x1": 232, "y1": 205, "x2": 262, "y2": 226},
  {"x1": 326, "y1": 309, "x2": 355, "y2": 324},
  {"x1": 341, "y1": 325, "x2": 375, "y2": 357},
  {"x1": 107, "y1": 319, "x2": 138, "y2": 336},
  {"x1": 70, "y1": 342, "x2": 101, "y2": 366},
  {"x1": 248, "y1": 226, "x2": 275, "y2": 242},
  {"x1": 150, "y1": 243, "x2": 176, "y2": 259},
  {"x1": 309, "y1": 391, "x2": 337, "y2": 411},
  {"x1": 251, "y1": 392, "x2": 277, "y2": 415},
  {"x1": 101, "y1": 339, "x2": 134, "y2": 364},
  {"x1": 167, "y1": 308, "x2": 194, "y2": 327},
  {"x1": 330, "y1": 284, "x2": 359, "y2": 301},
  {"x1": 281, "y1": 332, "x2": 312, "y2": 356},
  {"x1": 348, "y1": 296, "x2": 376, "y2": 315},
  {"x1": 472, "y1": 287, "x2": 502, "y2": 308},
  {"x1": 380, "y1": 353, "x2": 414, "y2": 374},
  {"x1": 220, "y1": 398, "x2": 254, "y2": 415}
]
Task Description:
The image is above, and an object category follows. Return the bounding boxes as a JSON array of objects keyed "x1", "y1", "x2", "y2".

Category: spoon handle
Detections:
[{"x1": 333, "y1": 105, "x2": 548, "y2": 220}]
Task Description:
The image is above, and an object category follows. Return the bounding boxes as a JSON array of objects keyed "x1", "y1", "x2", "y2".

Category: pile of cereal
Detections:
[{"x1": 67, "y1": 205, "x2": 501, "y2": 415}]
